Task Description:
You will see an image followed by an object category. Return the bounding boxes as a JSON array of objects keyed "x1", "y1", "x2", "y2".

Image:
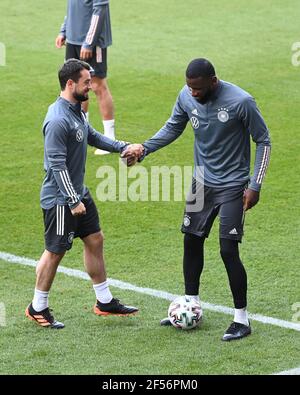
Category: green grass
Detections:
[
  {"x1": 0, "y1": 0, "x2": 300, "y2": 375},
  {"x1": 1, "y1": 263, "x2": 299, "y2": 375}
]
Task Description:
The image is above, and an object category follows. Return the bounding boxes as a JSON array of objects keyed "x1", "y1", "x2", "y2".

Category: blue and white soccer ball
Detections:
[{"x1": 168, "y1": 296, "x2": 202, "y2": 330}]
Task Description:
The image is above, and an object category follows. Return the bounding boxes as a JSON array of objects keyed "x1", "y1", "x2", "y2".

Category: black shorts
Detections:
[
  {"x1": 43, "y1": 190, "x2": 101, "y2": 254},
  {"x1": 65, "y1": 43, "x2": 108, "y2": 78},
  {"x1": 181, "y1": 180, "x2": 247, "y2": 242}
]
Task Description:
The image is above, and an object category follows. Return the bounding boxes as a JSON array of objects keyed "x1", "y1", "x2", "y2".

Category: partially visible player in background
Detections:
[{"x1": 56, "y1": 0, "x2": 115, "y2": 155}]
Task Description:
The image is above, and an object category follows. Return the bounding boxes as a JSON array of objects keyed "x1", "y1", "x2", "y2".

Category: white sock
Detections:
[
  {"x1": 32, "y1": 288, "x2": 49, "y2": 312},
  {"x1": 185, "y1": 295, "x2": 200, "y2": 303},
  {"x1": 103, "y1": 119, "x2": 115, "y2": 140},
  {"x1": 234, "y1": 308, "x2": 249, "y2": 326},
  {"x1": 93, "y1": 281, "x2": 113, "y2": 304}
]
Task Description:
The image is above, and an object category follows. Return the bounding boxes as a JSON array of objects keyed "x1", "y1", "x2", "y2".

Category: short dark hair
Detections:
[
  {"x1": 58, "y1": 58, "x2": 91, "y2": 90},
  {"x1": 186, "y1": 58, "x2": 216, "y2": 79}
]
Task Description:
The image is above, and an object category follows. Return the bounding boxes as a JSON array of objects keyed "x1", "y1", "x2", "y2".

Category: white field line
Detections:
[
  {"x1": 1, "y1": 251, "x2": 300, "y2": 333},
  {"x1": 273, "y1": 366, "x2": 300, "y2": 375},
  {"x1": 1, "y1": 250, "x2": 300, "y2": 375}
]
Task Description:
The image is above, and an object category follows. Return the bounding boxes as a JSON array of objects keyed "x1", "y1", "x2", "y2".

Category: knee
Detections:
[
  {"x1": 36, "y1": 250, "x2": 64, "y2": 275},
  {"x1": 220, "y1": 238, "x2": 239, "y2": 262},
  {"x1": 184, "y1": 233, "x2": 205, "y2": 248},
  {"x1": 91, "y1": 78, "x2": 108, "y2": 96},
  {"x1": 94, "y1": 231, "x2": 104, "y2": 247},
  {"x1": 45, "y1": 250, "x2": 64, "y2": 264},
  {"x1": 220, "y1": 247, "x2": 232, "y2": 263},
  {"x1": 85, "y1": 232, "x2": 104, "y2": 252}
]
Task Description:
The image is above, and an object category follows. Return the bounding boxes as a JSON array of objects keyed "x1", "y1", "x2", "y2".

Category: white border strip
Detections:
[{"x1": 1, "y1": 250, "x2": 300, "y2": 333}]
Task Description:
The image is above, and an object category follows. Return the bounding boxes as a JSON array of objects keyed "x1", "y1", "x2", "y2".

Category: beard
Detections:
[
  {"x1": 73, "y1": 91, "x2": 89, "y2": 102},
  {"x1": 195, "y1": 89, "x2": 213, "y2": 104}
]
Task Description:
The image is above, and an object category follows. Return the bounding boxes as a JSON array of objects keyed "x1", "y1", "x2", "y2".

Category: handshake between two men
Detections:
[{"x1": 121, "y1": 144, "x2": 145, "y2": 167}]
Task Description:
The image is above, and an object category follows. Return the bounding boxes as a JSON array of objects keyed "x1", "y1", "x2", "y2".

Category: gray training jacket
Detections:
[
  {"x1": 60, "y1": 0, "x2": 112, "y2": 49},
  {"x1": 142, "y1": 80, "x2": 271, "y2": 192},
  {"x1": 40, "y1": 97, "x2": 127, "y2": 210}
]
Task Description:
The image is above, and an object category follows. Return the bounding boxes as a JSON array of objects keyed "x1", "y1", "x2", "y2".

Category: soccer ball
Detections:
[{"x1": 168, "y1": 296, "x2": 202, "y2": 330}]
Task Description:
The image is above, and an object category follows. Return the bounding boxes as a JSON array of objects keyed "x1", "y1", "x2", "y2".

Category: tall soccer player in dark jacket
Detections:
[{"x1": 123, "y1": 58, "x2": 271, "y2": 341}]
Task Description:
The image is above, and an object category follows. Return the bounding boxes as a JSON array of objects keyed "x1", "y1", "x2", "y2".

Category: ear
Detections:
[
  {"x1": 66, "y1": 79, "x2": 74, "y2": 88},
  {"x1": 211, "y1": 76, "x2": 218, "y2": 88}
]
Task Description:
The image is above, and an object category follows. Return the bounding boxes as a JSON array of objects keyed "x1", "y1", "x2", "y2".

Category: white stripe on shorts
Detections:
[
  {"x1": 56, "y1": 205, "x2": 65, "y2": 236},
  {"x1": 96, "y1": 46, "x2": 102, "y2": 63}
]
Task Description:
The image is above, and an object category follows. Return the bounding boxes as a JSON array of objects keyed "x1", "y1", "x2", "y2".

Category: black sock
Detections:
[
  {"x1": 220, "y1": 238, "x2": 247, "y2": 309},
  {"x1": 183, "y1": 233, "x2": 205, "y2": 295}
]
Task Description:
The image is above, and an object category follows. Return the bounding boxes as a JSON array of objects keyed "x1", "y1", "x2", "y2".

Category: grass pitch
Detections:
[{"x1": 0, "y1": 0, "x2": 299, "y2": 375}]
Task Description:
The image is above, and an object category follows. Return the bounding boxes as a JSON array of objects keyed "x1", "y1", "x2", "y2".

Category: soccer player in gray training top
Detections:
[
  {"x1": 122, "y1": 58, "x2": 271, "y2": 341},
  {"x1": 56, "y1": 0, "x2": 115, "y2": 155},
  {"x1": 25, "y1": 59, "x2": 138, "y2": 329}
]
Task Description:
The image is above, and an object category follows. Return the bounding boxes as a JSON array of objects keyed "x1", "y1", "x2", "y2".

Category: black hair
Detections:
[
  {"x1": 186, "y1": 58, "x2": 216, "y2": 79},
  {"x1": 58, "y1": 58, "x2": 91, "y2": 90}
]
